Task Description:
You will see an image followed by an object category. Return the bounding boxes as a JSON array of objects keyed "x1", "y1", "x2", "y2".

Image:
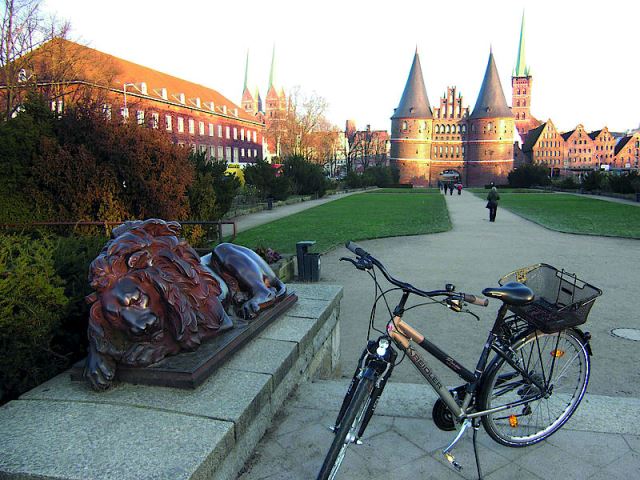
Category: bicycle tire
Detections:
[
  {"x1": 479, "y1": 329, "x2": 590, "y2": 447},
  {"x1": 317, "y1": 376, "x2": 375, "y2": 480}
]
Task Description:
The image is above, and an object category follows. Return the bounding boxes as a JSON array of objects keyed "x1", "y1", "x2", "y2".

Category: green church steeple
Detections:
[
  {"x1": 268, "y1": 44, "x2": 277, "y2": 90},
  {"x1": 514, "y1": 11, "x2": 530, "y2": 77}
]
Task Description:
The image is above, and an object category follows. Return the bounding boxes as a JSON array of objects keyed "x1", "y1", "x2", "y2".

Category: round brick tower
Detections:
[
  {"x1": 390, "y1": 50, "x2": 434, "y2": 186},
  {"x1": 466, "y1": 50, "x2": 515, "y2": 186}
]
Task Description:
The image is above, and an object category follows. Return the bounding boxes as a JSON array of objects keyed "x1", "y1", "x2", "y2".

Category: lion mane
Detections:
[{"x1": 84, "y1": 219, "x2": 230, "y2": 390}]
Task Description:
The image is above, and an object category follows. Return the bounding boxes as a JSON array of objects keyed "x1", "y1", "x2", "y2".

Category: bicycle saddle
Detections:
[{"x1": 482, "y1": 282, "x2": 534, "y2": 306}]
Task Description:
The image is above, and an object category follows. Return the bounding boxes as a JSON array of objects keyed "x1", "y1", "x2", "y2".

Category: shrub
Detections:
[
  {"x1": 608, "y1": 172, "x2": 637, "y2": 194},
  {"x1": 345, "y1": 171, "x2": 363, "y2": 188},
  {"x1": 282, "y1": 155, "x2": 328, "y2": 197},
  {"x1": 50, "y1": 235, "x2": 106, "y2": 359},
  {"x1": 508, "y1": 164, "x2": 552, "y2": 188},
  {"x1": 556, "y1": 176, "x2": 579, "y2": 189},
  {"x1": 0, "y1": 234, "x2": 68, "y2": 403},
  {"x1": 244, "y1": 159, "x2": 291, "y2": 200}
]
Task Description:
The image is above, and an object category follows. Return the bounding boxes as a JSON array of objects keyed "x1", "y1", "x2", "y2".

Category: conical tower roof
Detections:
[
  {"x1": 391, "y1": 50, "x2": 432, "y2": 119},
  {"x1": 514, "y1": 11, "x2": 530, "y2": 77},
  {"x1": 470, "y1": 50, "x2": 513, "y2": 119}
]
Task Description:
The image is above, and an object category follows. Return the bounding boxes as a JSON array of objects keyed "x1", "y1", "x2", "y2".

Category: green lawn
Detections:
[
  {"x1": 231, "y1": 192, "x2": 451, "y2": 253},
  {"x1": 368, "y1": 188, "x2": 439, "y2": 194},
  {"x1": 496, "y1": 193, "x2": 640, "y2": 238}
]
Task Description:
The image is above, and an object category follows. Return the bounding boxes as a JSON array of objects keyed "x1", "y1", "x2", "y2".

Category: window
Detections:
[
  {"x1": 199, "y1": 121, "x2": 205, "y2": 136},
  {"x1": 151, "y1": 112, "x2": 159, "y2": 129},
  {"x1": 209, "y1": 123, "x2": 214, "y2": 136},
  {"x1": 233, "y1": 128, "x2": 238, "y2": 140},
  {"x1": 218, "y1": 146, "x2": 224, "y2": 159},
  {"x1": 136, "y1": 110, "x2": 145, "y2": 125},
  {"x1": 241, "y1": 128, "x2": 245, "y2": 141},
  {"x1": 435, "y1": 125, "x2": 440, "y2": 134},
  {"x1": 188, "y1": 119, "x2": 195, "y2": 134},
  {"x1": 165, "y1": 115, "x2": 172, "y2": 131},
  {"x1": 199, "y1": 144, "x2": 207, "y2": 155},
  {"x1": 253, "y1": 131, "x2": 257, "y2": 143},
  {"x1": 402, "y1": 121, "x2": 408, "y2": 130},
  {"x1": 218, "y1": 125, "x2": 223, "y2": 137},
  {"x1": 178, "y1": 117, "x2": 184, "y2": 133},
  {"x1": 121, "y1": 107, "x2": 129, "y2": 119},
  {"x1": 225, "y1": 146, "x2": 231, "y2": 160},
  {"x1": 210, "y1": 145, "x2": 216, "y2": 160},
  {"x1": 233, "y1": 147, "x2": 239, "y2": 159},
  {"x1": 225, "y1": 126, "x2": 230, "y2": 139},
  {"x1": 241, "y1": 148, "x2": 245, "y2": 157},
  {"x1": 102, "y1": 104, "x2": 112, "y2": 120},
  {"x1": 254, "y1": 148, "x2": 257, "y2": 158}
]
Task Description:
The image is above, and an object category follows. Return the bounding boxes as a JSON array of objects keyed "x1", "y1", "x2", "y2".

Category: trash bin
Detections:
[
  {"x1": 296, "y1": 241, "x2": 320, "y2": 282},
  {"x1": 304, "y1": 253, "x2": 321, "y2": 282}
]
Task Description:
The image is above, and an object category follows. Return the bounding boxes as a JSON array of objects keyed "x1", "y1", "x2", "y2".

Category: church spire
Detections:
[
  {"x1": 243, "y1": 49, "x2": 249, "y2": 92},
  {"x1": 268, "y1": 44, "x2": 277, "y2": 90},
  {"x1": 391, "y1": 50, "x2": 432, "y2": 119},
  {"x1": 470, "y1": 50, "x2": 513, "y2": 119},
  {"x1": 514, "y1": 11, "x2": 529, "y2": 77}
]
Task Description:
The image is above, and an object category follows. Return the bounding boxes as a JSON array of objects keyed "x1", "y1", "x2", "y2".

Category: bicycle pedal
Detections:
[{"x1": 443, "y1": 452, "x2": 463, "y2": 472}]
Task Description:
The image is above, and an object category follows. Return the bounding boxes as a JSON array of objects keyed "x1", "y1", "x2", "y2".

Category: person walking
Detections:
[
  {"x1": 486, "y1": 186, "x2": 500, "y2": 222},
  {"x1": 456, "y1": 183, "x2": 462, "y2": 195}
]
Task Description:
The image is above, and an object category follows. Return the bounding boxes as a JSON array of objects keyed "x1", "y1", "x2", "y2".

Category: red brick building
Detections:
[
  {"x1": 512, "y1": 12, "x2": 541, "y2": 139},
  {"x1": 3, "y1": 39, "x2": 264, "y2": 165},
  {"x1": 241, "y1": 45, "x2": 287, "y2": 160},
  {"x1": 390, "y1": 49, "x2": 515, "y2": 187},
  {"x1": 614, "y1": 133, "x2": 640, "y2": 170}
]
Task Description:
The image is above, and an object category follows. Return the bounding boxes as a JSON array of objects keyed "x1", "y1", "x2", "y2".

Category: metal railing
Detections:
[{"x1": 0, "y1": 220, "x2": 237, "y2": 243}]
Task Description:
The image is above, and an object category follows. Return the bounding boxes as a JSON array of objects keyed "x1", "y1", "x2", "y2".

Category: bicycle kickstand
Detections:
[{"x1": 442, "y1": 418, "x2": 472, "y2": 472}]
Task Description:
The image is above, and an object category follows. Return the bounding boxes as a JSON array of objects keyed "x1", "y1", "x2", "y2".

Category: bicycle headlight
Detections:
[{"x1": 377, "y1": 338, "x2": 390, "y2": 356}]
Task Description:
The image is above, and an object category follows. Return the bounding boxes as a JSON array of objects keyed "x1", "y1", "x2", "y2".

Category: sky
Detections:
[{"x1": 43, "y1": 0, "x2": 639, "y2": 135}]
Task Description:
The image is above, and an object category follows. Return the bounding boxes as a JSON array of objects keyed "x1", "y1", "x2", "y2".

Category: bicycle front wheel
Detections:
[
  {"x1": 317, "y1": 376, "x2": 375, "y2": 480},
  {"x1": 479, "y1": 329, "x2": 590, "y2": 447}
]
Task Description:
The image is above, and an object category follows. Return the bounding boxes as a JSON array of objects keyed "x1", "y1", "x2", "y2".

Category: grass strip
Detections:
[
  {"x1": 496, "y1": 193, "x2": 640, "y2": 238},
  {"x1": 231, "y1": 192, "x2": 451, "y2": 253}
]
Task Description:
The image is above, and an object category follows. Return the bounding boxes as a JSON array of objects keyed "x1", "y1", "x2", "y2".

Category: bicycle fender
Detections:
[{"x1": 571, "y1": 327, "x2": 593, "y2": 356}]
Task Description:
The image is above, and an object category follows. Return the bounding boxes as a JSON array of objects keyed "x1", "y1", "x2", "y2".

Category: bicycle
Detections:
[{"x1": 317, "y1": 241, "x2": 602, "y2": 480}]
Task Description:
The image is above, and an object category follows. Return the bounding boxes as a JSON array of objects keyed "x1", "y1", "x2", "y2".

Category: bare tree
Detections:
[{"x1": 1, "y1": 0, "x2": 70, "y2": 119}]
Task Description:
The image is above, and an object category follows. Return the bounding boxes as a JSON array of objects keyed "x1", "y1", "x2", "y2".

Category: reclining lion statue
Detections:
[{"x1": 84, "y1": 219, "x2": 287, "y2": 390}]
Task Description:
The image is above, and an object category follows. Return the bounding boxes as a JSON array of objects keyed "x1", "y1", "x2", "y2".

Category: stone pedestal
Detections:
[{"x1": 0, "y1": 284, "x2": 342, "y2": 480}]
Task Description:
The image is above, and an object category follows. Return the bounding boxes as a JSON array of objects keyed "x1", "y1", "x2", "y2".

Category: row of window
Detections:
[
  {"x1": 435, "y1": 124, "x2": 467, "y2": 134},
  {"x1": 103, "y1": 104, "x2": 259, "y2": 143},
  {"x1": 180, "y1": 144, "x2": 260, "y2": 162}
]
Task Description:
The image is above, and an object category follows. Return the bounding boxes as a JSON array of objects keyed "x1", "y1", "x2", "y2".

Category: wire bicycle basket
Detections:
[{"x1": 499, "y1": 264, "x2": 603, "y2": 333}]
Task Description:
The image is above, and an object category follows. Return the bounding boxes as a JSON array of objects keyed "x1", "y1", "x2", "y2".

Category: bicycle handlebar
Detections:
[{"x1": 343, "y1": 241, "x2": 488, "y2": 307}]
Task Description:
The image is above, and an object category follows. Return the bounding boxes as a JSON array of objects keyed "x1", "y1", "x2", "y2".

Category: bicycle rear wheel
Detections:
[
  {"x1": 317, "y1": 376, "x2": 375, "y2": 480},
  {"x1": 479, "y1": 329, "x2": 590, "y2": 447}
]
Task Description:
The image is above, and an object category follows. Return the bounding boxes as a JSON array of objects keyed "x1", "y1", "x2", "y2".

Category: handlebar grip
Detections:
[
  {"x1": 463, "y1": 293, "x2": 489, "y2": 307},
  {"x1": 345, "y1": 241, "x2": 369, "y2": 258}
]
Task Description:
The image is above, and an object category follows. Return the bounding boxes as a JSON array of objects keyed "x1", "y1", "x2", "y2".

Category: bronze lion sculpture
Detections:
[{"x1": 84, "y1": 219, "x2": 287, "y2": 390}]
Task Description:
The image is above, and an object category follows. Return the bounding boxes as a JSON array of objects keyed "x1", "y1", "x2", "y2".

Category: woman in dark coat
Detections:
[{"x1": 486, "y1": 186, "x2": 500, "y2": 222}]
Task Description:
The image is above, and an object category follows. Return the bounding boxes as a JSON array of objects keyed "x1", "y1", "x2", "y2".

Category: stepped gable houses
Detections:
[{"x1": 2, "y1": 38, "x2": 265, "y2": 165}]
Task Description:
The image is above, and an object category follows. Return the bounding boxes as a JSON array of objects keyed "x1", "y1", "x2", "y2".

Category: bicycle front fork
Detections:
[{"x1": 331, "y1": 339, "x2": 396, "y2": 441}]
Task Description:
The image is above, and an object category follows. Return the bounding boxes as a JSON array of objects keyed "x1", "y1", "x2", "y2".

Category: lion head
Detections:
[{"x1": 84, "y1": 219, "x2": 231, "y2": 390}]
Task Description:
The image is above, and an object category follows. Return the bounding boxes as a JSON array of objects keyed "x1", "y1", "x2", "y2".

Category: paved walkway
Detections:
[
  {"x1": 224, "y1": 190, "x2": 361, "y2": 236},
  {"x1": 235, "y1": 189, "x2": 640, "y2": 479}
]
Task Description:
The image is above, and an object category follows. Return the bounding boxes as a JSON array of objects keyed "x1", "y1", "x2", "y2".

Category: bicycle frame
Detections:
[{"x1": 386, "y1": 298, "x2": 552, "y2": 422}]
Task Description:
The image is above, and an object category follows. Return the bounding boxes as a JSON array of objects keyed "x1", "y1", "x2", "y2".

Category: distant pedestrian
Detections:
[
  {"x1": 486, "y1": 186, "x2": 500, "y2": 222},
  {"x1": 449, "y1": 183, "x2": 453, "y2": 195},
  {"x1": 456, "y1": 183, "x2": 462, "y2": 195}
]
